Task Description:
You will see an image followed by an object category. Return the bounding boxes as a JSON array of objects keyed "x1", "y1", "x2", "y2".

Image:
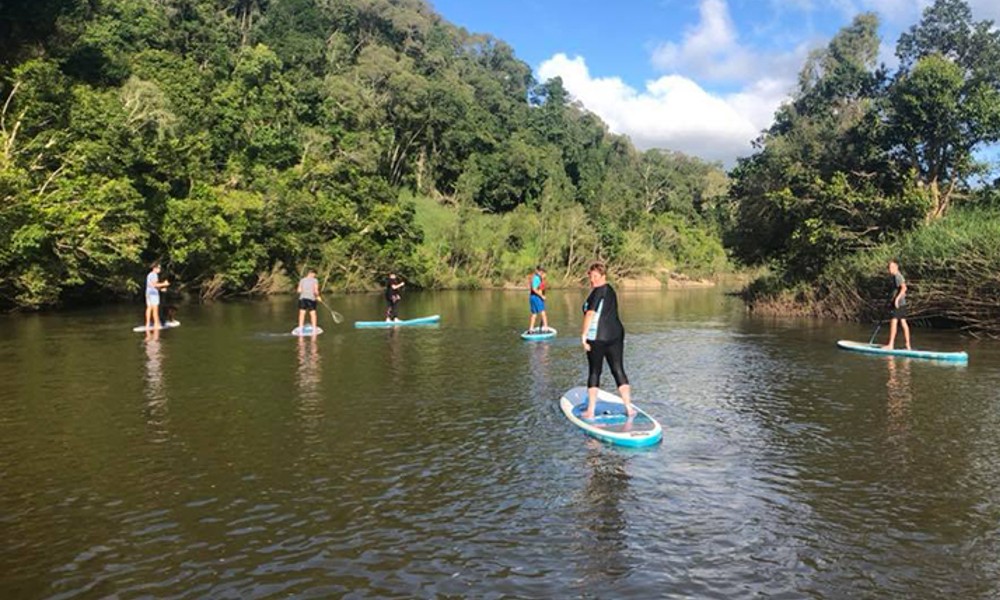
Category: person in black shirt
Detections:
[
  {"x1": 385, "y1": 273, "x2": 405, "y2": 322},
  {"x1": 580, "y1": 262, "x2": 635, "y2": 419}
]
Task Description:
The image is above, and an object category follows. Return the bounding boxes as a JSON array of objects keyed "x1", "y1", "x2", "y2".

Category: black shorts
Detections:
[
  {"x1": 299, "y1": 298, "x2": 317, "y2": 311},
  {"x1": 891, "y1": 305, "x2": 908, "y2": 319}
]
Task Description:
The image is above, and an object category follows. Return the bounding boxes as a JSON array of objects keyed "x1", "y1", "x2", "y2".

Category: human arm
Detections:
[
  {"x1": 895, "y1": 281, "x2": 907, "y2": 308},
  {"x1": 531, "y1": 278, "x2": 545, "y2": 300},
  {"x1": 581, "y1": 310, "x2": 594, "y2": 352}
]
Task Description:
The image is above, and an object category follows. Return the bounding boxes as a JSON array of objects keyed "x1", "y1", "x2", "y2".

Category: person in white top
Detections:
[{"x1": 144, "y1": 262, "x2": 170, "y2": 330}]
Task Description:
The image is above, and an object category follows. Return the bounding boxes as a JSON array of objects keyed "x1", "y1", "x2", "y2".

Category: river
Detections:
[{"x1": 2, "y1": 288, "x2": 999, "y2": 598}]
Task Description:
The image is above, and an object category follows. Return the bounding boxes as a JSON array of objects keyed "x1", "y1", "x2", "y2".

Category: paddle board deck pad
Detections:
[
  {"x1": 837, "y1": 340, "x2": 968, "y2": 363},
  {"x1": 132, "y1": 320, "x2": 180, "y2": 332},
  {"x1": 560, "y1": 386, "x2": 663, "y2": 447},
  {"x1": 521, "y1": 327, "x2": 557, "y2": 341},
  {"x1": 292, "y1": 325, "x2": 324, "y2": 336},
  {"x1": 354, "y1": 315, "x2": 441, "y2": 328}
]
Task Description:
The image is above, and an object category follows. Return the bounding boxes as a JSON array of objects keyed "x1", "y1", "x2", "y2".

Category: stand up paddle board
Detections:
[
  {"x1": 132, "y1": 320, "x2": 181, "y2": 332},
  {"x1": 354, "y1": 315, "x2": 440, "y2": 328},
  {"x1": 836, "y1": 340, "x2": 968, "y2": 363},
  {"x1": 292, "y1": 325, "x2": 324, "y2": 336},
  {"x1": 560, "y1": 386, "x2": 663, "y2": 448},
  {"x1": 521, "y1": 327, "x2": 557, "y2": 341}
]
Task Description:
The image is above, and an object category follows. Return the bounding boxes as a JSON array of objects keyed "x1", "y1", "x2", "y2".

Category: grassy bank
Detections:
[
  {"x1": 405, "y1": 193, "x2": 729, "y2": 290},
  {"x1": 745, "y1": 207, "x2": 1000, "y2": 336}
]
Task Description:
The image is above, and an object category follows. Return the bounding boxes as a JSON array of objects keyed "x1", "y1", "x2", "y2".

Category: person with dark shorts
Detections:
[
  {"x1": 580, "y1": 262, "x2": 636, "y2": 420},
  {"x1": 297, "y1": 269, "x2": 321, "y2": 332},
  {"x1": 884, "y1": 260, "x2": 911, "y2": 350},
  {"x1": 385, "y1": 273, "x2": 405, "y2": 322}
]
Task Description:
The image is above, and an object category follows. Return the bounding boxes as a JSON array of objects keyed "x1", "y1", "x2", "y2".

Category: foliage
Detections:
[
  {"x1": 0, "y1": 0, "x2": 730, "y2": 309},
  {"x1": 748, "y1": 207, "x2": 1000, "y2": 336},
  {"x1": 728, "y1": 0, "x2": 1000, "y2": 304}
]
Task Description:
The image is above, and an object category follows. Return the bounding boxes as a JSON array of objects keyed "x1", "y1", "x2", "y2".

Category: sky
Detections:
[{"x1": 430, "y1": 0, "x2": 1000, "y2": 165}]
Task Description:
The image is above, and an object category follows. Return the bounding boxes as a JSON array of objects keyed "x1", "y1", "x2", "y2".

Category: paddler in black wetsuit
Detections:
[{"x1": 580, "y1": 262, "x2": 635, "y2": 420}]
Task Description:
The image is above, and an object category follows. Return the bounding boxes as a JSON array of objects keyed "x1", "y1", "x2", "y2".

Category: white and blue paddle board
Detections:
[
  {"x1": 836, "y1": 340, "x2": 968, "y2": 363},
  {"x1": 354, "y1": 315, "x2": 440, "y2": 328},
  {"x1": 521, "y1": 327, "x2": 557, "y2": 341},
  {"x1": 560, "y1": 386, "x2": 663, "y2": 448},
  {"x1": 292, "y1": 325, "x2": 324, "y2": 336},
  {"x1": 132, "y1": 320, "x2": 181, "y2": 332}
]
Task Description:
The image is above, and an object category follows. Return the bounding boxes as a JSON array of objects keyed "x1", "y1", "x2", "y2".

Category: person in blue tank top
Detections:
[
  {"x1": 527, "y1": 265, "x2": 549, "y2": 333},
  {"x1": 144, "y1": 262, "x2": 170, "y2": 330},
  {"x1": 580, "y1": 262, "x2": 635, "y2": 420},
  {"x1": 297, "y1": 268, "x2": 322, "y2": 333}
]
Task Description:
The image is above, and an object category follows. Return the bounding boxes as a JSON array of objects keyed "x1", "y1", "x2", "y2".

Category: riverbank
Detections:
[{"x1": 742, "y1": 207, "x2": 1000, "y2": 338}]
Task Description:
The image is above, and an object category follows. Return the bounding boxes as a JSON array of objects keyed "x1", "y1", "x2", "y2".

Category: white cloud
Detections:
[
  {"x1": 650, "y1": 0, "x2": 811, "y2": 84},
  {"x1": 537, "y1": 53, "x2": 791, "y2": 164}
]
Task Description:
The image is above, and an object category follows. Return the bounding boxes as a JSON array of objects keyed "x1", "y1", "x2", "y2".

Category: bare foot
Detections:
[
  {"x1": 579, "y1": 411, "x2": 595, "y2": 420},
  {"x1": 882, "y1": 344, "x2": 893, "y2": 349},
  {"x1": 625, "y1": 407, "x2": 637, "y2": 418},
  {"x1": 905, "y1": 345, "x2": 911, "y2": 350}
]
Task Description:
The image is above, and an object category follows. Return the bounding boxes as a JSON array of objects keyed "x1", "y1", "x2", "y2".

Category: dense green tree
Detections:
[{"x1": 0, "y1": 0, "x2": 730, "y2": 309}]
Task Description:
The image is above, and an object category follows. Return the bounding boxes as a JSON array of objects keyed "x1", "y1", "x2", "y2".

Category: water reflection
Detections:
[
  {"x1": 575, "y1": 442, "x2": 633, "y2": 586},
  {"x1": 528, "y1": 342, "x2": 551, "y2": 396},
  {"x1": 296, "y1": 335, "x2": 321, "y2": 397},
  {"x1": 296, "y1": 335, "x2": 324, "y2": 447},
  {"x1": 884, "y1": 358, "x2": 913, "y2": 469},
  {"x1": 143, "y1": 329, "x2": 169, "y2": 442},
  {"x1": 386, "y1": 326, "x2": 402, "y2": 380}
]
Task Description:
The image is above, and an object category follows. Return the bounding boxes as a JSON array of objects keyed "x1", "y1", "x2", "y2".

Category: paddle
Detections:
[
  {"x1": 867, "y1": 321, "x2": 883, "y2": 345},
  {"x1": 319, "y1": 298, "x2": 344, "y2": 324},
  {"x1": 868, "y1": 285, "x2": 898, "y2": 344}
]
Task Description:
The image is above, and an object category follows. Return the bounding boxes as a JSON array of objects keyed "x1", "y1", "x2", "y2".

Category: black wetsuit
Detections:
[
  {"x1": 582, "y1": 283, "x2": 628, "y2": 388},
  {"x1": 385, "y1": 280, "x2": 401, "y2": 320}
]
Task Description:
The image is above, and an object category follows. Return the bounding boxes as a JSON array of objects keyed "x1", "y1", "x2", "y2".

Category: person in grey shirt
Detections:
[
  {"x1": 883, "y1": 260, "x2": 911, "y2": 350},
  {"x1": 297, "y1": 269, "x2": 322, "y2": 333}
]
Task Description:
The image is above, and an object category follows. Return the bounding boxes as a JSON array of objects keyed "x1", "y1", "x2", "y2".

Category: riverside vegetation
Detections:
[
  {"x1": 0, "y1": 0, "x2": 727, "y2": 310},
  {"x1": 3, "y1": 0, "x2": 998, "y2": 338},
  {"x1": 728, "y1": 0, "x2": 1000, "y2": 336}
]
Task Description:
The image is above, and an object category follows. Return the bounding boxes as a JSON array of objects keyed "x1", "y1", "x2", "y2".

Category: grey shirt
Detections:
[
  {"x1": 299, "y1": 276, "x2": 318, "y2": 300},
  {"x1": 893, "y1": 273, "x2": 906, "y2": 307}
]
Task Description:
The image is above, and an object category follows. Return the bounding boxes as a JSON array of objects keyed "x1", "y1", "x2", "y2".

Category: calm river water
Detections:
[{"x1": 2, "y1": 288, "x2": 999, "y2": 598}]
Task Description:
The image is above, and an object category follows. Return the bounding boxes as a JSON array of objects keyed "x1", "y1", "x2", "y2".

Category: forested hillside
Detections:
[
  {"x1": 0, "y1": 0, "x2": 728, "y2": 309},
  {"x1": 727, "y1": 0, "x2": 1000, "y2": 335}
]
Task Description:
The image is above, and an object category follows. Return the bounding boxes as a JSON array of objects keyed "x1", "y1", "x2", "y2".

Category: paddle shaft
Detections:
[
  {"x1": 869, "y1": 285, "x2": 900, "y2": 344},
  {"x1": 318, "y1": 298, "x2": 343, "y2": 323}
]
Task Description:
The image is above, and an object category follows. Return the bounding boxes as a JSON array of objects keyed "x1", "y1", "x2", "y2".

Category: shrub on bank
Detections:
[{"x1": 746, "y1": 208, "x2": 1000, "y2": 336}]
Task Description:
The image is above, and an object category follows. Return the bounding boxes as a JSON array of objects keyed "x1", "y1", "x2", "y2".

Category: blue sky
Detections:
[{"x1": 430, "y1": 0, "x2": 1000, "y2": 165}]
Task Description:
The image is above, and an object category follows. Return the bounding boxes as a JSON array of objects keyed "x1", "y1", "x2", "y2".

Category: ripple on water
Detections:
[{"x1": 2, "y1": 292, "x2": 1000, "y2": 597}]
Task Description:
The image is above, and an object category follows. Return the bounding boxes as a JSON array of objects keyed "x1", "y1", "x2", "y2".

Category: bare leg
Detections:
[
  {"x1": 619, "y1": 383, "x2": 636, "y2": 417},
  {"x1": 528, "y1": 314, "x2": 537, "y2": 332},
  {"x1": 310, "y1": 309, "x2": 317, "y2": 331},
  {"x1": 884, "y1": 319, "x2": 898, "y2": 349},
  {"x1": 152, "y1": 304, "x2": 162, "y2": 329},
  {"x1": 581, "y1": 387, "x2": 598, "y2": 420},
  {"x1": 145, "y1": 305, "x2": 154, "y2": 329},
  {"x1": 298, "y1": 309, "x2": 305, "y2": 330},
  {"x1": 901, "y1": 319, "x2": 911, "y2": 350},
  {"x1": 540, "y1": 310, "x2": 548, "y2": 331}
]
